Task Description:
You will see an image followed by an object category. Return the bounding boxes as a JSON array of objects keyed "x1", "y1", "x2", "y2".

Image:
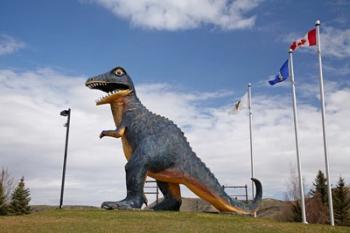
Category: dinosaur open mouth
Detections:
[{"x1": 86, "y1": 81, "x2": 130, "y2": 104}]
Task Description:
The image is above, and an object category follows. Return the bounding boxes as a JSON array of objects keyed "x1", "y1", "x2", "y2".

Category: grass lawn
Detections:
[{"x1": 0, "y1": 209, "x2": 349, "y2": 233}]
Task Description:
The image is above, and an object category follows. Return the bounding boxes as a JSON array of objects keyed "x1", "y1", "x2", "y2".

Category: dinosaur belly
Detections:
[{"x1": 147, "y1": 169, "x2": 184, "y2": 183}]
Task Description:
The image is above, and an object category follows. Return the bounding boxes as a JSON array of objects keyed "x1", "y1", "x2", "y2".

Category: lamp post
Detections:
[{"x1": 59, "y1": 108, "x2": 71, "y2": 209}]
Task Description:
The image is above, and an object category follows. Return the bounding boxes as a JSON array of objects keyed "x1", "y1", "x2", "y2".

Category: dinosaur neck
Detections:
[{"x1": 110, "y1": 94, "x2": 143, "y2": 128}]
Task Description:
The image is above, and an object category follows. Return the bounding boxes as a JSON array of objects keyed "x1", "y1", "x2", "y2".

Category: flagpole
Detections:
[
  {"x1": 247, "y1": 83, "x2": 255, "y2": 199},
  {"x1": 289, "y1": 49, "x2": 307, "y2": 224},
  {"x1": 315, "y1": 20, "x2": 334, "y2": 226},
  {"x1": 247, "y1": 83, "x2": 256, "y2": 218}
]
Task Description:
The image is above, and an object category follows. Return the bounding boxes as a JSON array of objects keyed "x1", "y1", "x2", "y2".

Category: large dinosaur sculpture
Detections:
[{"x1": 86, "y1": 66, "x2": 262, "y2": 214}]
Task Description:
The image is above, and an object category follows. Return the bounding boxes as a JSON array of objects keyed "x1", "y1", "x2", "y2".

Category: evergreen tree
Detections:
[
  {"x1": 309, "y1": 170, "x2": 328, "y2": 205},
  {"x1": 0, "y1": 182, "x2": 7, "y2": 215},
  {"x1": 9, "y1": 177, "x2": 31, "y2": 215},
  {"x1": 333, "y1": 177, "x2": 350, "y2": 226}
]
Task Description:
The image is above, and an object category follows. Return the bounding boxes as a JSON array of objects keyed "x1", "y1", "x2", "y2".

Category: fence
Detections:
[
  {"x1": 222, "y1": 184, "x2": 248, "y2": 203},
  {"x1": 144, "y1": 179, "x2": 159, "y2": 205}
]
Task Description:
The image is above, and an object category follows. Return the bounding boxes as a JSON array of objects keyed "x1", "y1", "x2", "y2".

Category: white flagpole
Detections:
[
  {"x1": 247, "y1": 83, "x2": 255, "y2": 199},
  {"x1": 247, "y1": 83, "x2": 256, "y2": 218},
  {"x1": 315, "y1": 19, "x2": 334, "y2": 226},
  {"x1": 289, "y1": 49, "x2": 307, "y2": 224}
]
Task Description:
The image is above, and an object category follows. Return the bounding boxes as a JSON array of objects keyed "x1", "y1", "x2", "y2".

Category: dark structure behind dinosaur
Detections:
[{"x1": 86, "y1": 66, "x2": 262, "y2": 214}]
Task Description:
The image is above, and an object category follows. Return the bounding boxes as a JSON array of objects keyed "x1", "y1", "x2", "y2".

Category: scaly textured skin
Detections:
[{"x1": 86, "y1": 66, "x2": 262, "y2": 214}]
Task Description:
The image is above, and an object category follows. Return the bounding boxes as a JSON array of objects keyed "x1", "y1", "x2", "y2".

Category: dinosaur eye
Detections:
[{"x1": 114, "y1": 68, "x2": 124, "y2": 76}]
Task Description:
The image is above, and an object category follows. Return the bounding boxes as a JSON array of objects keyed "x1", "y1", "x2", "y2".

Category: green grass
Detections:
[{"x1": 0, "y1": 209, "x2": 349, "y2": 233}]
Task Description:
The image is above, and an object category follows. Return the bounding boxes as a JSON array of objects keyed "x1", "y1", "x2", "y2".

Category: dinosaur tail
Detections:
[
  {"x1": 184, "y1": 155, "x2": 262, "y2": 215},
  {"x1": 228, "y1": 178, "x2": 262, "y2": 213}
]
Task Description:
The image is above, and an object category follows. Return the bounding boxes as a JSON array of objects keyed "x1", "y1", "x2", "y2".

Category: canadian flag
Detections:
[{"x1": 290, "y1": 28, "x2": 317, "y2": 51}]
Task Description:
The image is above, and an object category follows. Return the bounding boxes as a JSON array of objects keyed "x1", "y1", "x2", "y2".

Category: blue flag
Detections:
[{"x1": 268, "y1": 59, "x2": 289, "y2": 86}]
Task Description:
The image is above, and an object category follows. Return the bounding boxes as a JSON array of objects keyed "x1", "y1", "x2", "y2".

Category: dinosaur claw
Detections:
[
  {"x1": 99, "y1": 131, "x2": 105, "y2": 139},
  {"x1": 101, "y1": 202, "x2": 113, "y2": 210},
  {"x1": 101, "y1": 201, "x2": 134, "y2": 210}
]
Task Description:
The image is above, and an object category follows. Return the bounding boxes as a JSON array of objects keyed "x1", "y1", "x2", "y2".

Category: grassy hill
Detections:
[{"x1": 1, "y1": 209, "x2": 349, "y2": 233}]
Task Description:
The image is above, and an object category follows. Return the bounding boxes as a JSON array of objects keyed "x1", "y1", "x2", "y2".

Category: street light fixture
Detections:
[{"x1": 59, "y1": 108, "x2": 71, "y2": 209}]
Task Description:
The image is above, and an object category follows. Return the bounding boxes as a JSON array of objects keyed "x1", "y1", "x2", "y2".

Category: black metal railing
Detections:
[
  {"x1": 144, "y1": 179, "x2": 159, "y2": 205},
  {"x1": 222, "y1": 184, "x2": 248, "y2": 203}
]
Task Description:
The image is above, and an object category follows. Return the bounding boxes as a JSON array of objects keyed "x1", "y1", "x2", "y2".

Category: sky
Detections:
[{"x1": 0, "y1": 0, "x2": 350, "y2": 207}]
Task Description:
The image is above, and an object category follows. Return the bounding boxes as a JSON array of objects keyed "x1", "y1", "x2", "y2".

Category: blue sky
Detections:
[{"x1": 1, "y1": 0, "x2": 350, "y2": 206}]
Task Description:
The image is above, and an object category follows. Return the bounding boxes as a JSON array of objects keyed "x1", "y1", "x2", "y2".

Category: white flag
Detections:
[{"x1": 229, "y1": 92, "x2": 248, "y2": 114}]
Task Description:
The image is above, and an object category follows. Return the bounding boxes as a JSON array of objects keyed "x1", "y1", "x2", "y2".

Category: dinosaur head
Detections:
[{"x1": 85, "y1": 66, "x2": 135, "y2": 105}]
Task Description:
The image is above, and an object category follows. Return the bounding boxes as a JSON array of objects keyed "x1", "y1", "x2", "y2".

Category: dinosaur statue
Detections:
[{"x1": 85, "y1": 66, "x2": 262, "y2": 214}]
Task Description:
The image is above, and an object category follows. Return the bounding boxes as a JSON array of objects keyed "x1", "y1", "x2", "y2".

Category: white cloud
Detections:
[
  {"x1": 321, "y1": 26, "x2": 350, "y2": 58},
  {"x1": 324, "y1": 63, "x2": 350, "y2": 76},
  {"x1": 92, "y1": 0, "x2": 261, "y2": 30},
  {"x1": 0, "y1": 35, "x2": 25, "y2": 55},
  {"x1": 0, "y1": 68, "x2": 349, "y2": 207}
]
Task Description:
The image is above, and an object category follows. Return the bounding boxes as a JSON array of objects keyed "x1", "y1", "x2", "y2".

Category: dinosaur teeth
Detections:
[{"x1": 95, "y1": 90, "x2": 119, "y2": 103}]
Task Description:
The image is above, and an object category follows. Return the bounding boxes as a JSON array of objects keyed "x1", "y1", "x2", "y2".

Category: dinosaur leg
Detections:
[
  {"x1": 152, "y1": 181, "x2": 182, "y2": 211},
  {"x1": 99, "y1": 127, "x2": 125, "y2": 139},
  {"x1": 101, "y1": 151, "x2": 147, "y2": 210}
]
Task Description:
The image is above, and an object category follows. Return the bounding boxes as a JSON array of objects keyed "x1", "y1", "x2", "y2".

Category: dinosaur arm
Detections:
[{"x1": 100, "y1": 127, "x2": 126, "y2": 139}]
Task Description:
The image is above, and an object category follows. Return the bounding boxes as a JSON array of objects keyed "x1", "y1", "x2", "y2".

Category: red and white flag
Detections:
[{"x1": 289, "y1": 28, "x2": 317, "y2": 51}]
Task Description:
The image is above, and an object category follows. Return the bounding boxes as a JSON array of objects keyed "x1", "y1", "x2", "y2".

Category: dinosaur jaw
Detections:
[{"x1": 86, "y1": 80, "x2": 132, "y2": 105}]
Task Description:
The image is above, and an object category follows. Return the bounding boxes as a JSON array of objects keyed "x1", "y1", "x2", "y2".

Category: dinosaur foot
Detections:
[
  {"x1": 101, "y1": 201, "x2": 133, "y2": 210},
  {"x1": 101, "y1": 196, "x2": 146, "y2": 210},
  {"x1": 152, "y1": 198, "x2": 182, "y2": 211}
]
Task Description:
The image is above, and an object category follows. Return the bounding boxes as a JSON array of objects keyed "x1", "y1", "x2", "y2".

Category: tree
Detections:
[
  {"x1": 305, "y1": 194, "x2": 328, "y2": 224},
  {"x1": 283, "y1": 169, "x2": 330, "y2": 224},
  {"x1": 333, "y1": 177, "x2": 350, "y2": 226},
  {"x1": 282, "y1": 167, "x2": 305, "y2": 222},
  {"x1": 9, "y1": 177, "x2": 31, "y2": 215},
  {"x1": 0, "y1": 182, "x2": 6, "y2": 215},
  {"x1": 306, "y1": 170, "x2": 329, "y2": 224},
  {"x1": 0, "y1": 168, "x2": 14, "y2": 215},
  {"x1": 309, "y1": 170, "x2": 328, "y2": 205}
]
